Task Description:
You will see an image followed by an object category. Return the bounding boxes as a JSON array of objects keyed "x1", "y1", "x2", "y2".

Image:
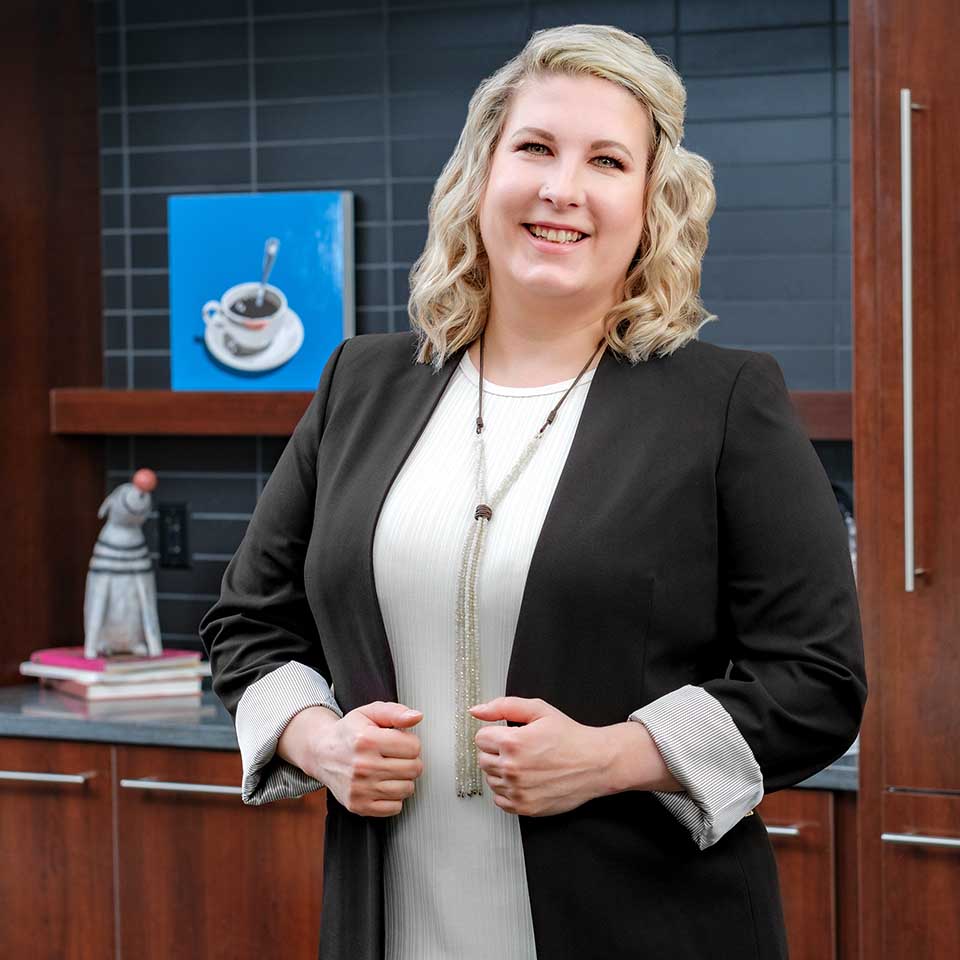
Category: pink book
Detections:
[{"x1": 31, "y1": 646, "x2": 201, "y2": 674}]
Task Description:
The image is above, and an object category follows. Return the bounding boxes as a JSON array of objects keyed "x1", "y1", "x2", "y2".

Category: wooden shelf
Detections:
[{"x1": 49, "y1": 388, "x2": 853, "y2": 440}]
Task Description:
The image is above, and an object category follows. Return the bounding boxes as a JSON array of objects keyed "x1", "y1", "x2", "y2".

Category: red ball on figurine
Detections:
[{"x1": 132, "y1": 468, "x2": 158, "y2": 492}]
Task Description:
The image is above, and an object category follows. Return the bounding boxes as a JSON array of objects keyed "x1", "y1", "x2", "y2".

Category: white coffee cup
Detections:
[{"x1": 202, "y1": 281, "x2": 288, "y2": 353}]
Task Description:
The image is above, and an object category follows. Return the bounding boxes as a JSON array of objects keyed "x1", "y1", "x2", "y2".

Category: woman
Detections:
[{"x1": 200, "y1": 24, "x2": 866, "y2": 960}]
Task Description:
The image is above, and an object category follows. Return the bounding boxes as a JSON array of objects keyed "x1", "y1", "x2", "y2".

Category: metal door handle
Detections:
[
  {"x1": 882, "y1": 831, "x2": 960, "y2": 850},
  {"x1": 0, "y1": 769, "x2": 98, "y2": 784},
  {"x1": 120, "y1": 777, "x2": 242, "y2": 797},
  {"x1": 765, "y1": 824, "x2": 801, "y2": 837}
]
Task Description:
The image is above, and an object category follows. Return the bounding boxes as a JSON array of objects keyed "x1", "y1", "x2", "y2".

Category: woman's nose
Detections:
[{"x1": 538, "y1": 165, "x2": 585, "y2": 206}]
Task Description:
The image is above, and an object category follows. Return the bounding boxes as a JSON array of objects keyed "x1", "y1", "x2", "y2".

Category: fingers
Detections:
[{"x1": 356, "y1": 700, "x2": 423, "y2": 729}]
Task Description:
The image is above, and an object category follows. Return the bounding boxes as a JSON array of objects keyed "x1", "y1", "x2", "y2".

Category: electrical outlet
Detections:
[{"x1": 158, "y1": 502, "x2": 191, "y2": 569}]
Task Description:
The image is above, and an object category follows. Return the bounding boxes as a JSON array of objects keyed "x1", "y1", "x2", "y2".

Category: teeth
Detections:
[{"x1": 527, "y1": 224, "x2": 585, "y2": 243}]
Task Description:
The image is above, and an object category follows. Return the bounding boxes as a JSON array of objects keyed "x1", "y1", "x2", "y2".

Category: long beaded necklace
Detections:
[{"x1": 454, "y1": 329, "x2": 607, "y2": 797}]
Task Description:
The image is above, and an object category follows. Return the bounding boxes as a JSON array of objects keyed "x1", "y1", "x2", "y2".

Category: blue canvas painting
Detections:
[{"x1": 168, "y1": 191, "x2": 354, "y2": 391}]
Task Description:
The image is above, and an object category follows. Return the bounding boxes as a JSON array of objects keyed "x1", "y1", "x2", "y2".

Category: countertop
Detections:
[{"x1": 0, "y1": 681, "x2": 858, "y2": 791}]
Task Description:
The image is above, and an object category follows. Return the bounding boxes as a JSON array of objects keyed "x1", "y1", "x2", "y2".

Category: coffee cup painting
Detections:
[{"x1": 168, "y1": 191, "x2": 355, "y2": 390}]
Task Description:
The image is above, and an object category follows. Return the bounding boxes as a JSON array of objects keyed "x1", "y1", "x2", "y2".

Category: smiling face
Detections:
[{"x1": 477, "y1": 72, "x2": 652, "y2": 311}]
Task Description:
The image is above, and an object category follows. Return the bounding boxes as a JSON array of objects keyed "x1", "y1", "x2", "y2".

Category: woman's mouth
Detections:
[{"x1": 521, "y1": 223, "x2": 589, "y2": 248}]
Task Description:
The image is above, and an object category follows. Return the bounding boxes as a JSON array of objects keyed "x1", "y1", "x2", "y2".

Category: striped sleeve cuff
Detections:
[
  {"x1": 628, "y1": 685, "x2": 763, "y2": 851},
  {"x1": 234, "y1": 660, "x2": 343, "y2": 806}
]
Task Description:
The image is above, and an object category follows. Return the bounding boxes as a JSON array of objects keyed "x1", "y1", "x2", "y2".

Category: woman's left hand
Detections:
[{"x1": 469, "y1": 696, "x2": 637, "y2": 816}]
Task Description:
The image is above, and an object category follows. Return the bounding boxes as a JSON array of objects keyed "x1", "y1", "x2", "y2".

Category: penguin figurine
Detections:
[{"x1": 83, "y1": 468, "x2": 163, "y2": 659}]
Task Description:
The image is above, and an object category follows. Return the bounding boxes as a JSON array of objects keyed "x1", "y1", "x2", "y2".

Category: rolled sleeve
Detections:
[
  {"x1": 235, "y1": 660, "x2": 343, "y2": 805},
  {"x1": 629, "y1": 684, "x2": 763, "y2": 850}
]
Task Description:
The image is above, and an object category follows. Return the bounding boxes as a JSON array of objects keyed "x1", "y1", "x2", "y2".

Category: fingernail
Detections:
[{"x1": 402, "y1": 709, "x2": 421, "y2": 720}]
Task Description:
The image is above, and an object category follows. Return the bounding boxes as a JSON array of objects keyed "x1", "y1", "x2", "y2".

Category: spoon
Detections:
[{"x1": 255, "y1": 237, "x2": 280, "y2": 307}]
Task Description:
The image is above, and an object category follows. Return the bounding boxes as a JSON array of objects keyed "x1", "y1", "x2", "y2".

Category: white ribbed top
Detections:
[{"x1": 371, "y1": 349, "x2": 597, "y2": 960}]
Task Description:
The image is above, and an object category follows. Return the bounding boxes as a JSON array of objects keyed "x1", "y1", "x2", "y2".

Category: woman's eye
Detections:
[{"x1": 518, "y1": 142, "x2": 624, "y2": 170}]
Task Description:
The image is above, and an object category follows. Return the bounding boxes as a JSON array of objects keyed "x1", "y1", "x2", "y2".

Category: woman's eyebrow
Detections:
[{"x1": 510, "y1": 125, "x2": 635, "y2": 162}]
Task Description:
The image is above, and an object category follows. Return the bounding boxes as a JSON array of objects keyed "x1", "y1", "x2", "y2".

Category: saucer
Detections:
[{"x1": 204, "y1": 309, "x2": 304, "y2": 373}]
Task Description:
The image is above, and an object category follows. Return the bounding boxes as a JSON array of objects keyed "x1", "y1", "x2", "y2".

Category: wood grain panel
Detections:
[
  {"x1": 116, "y1": 745, "x2": 327, "y2": 960},
  {"x1": 0, "y1": 737, "x2": 115, "y2": 960}
]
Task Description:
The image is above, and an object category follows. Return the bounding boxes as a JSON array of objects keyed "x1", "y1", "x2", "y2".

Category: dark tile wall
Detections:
[{"x1": 92, "y1": 0, "x2": 853, "y2": 652}]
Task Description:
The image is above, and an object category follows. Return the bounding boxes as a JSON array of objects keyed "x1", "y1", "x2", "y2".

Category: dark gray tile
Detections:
[
  {"x1": 102, "y1": 234, "x2": 126, "y2": 269},
  {"x1": 680, "y1": 0, "x2": 830, "y2": 31},
  {"x1": 836, "y1": 70, "x2": 849, "y2": 115},
  {"x1": 392, "y1": 308, "x2": 412, "y2": 333},
  {"x1": 834, "y1": 300, "x2": 850, "y2": 347},
  {"x1": 834, "y1": 253, "x2": 850, "y2": 300},
  {"x1": 101, "y1": 153, "x2": 123, "y2": 188},
  {"x1": 257, "y1": 141, "x2": 385, "y2": 184},
  {"x1": 105, "y1": 355, "x2": 128, "y2": 387},
  {"x1": 134, "y1": 314, "x2": 171, "y2": 349},
  {"x1": 834, "y1": 209, "x2": 850, "y2": 254},
  {"x1": 835, "y1": 162, "x2": 850, "y2": 207},
  {"x1": 391, "y1": 179, "x2": 432, "y2": 220},
  {"x1": 531, "y1": 1, "x2": 674, "y2": 34},
  {"x1": 130, "y1": 192, "x2": 169, "y2": 228},
  {"x1": 261, "y1": 436, "x2": 292, "y2": 472},
  {"x1": 836, "y1": 0, "x2": 849, "y2": 22},
  {"x1": 127, "y1": 23, "x2": 248, "y2": 66},
  {"x1": 390, "y1": 45, "x2": 521, "y2": 94},
  {"x1": 129, "y1": 148, "x2": 250, "y2": 187},
  {"x1": 685, "y1": 71, "x2": 831, "y2": 121},
  {"x1": 680, "y1": 27, "x2": 832, "y2": 76},
  {"x1": 349, "y1": 183, "x2": 388, "y2": 221},
  {"x1": 701, "y1": 254, "x2": 833, "y2": 299},
  {"x1": 132, "y1": 275, "x2": 169, "y2": 309},
  {"x1": 100, "y1": 112, "x2": 122, "y2": 149},
  {"x1": 835, "y1": 25, "x2": 848, "y2": 69},
  {"x1": 392, "y1": 223, "x2": 428, "y2": 262},
  {"x1": 390, "y1": 93, "x2": 470, "y2": 138},
  {"x1": 103, "y1": 275, "x2": 126, "y2": 309},
  {"x1": 390, "y1": 5, "x2": 526, "y2": 49},
  {"x1": 127, "y1": 64, "x2": 248, "y2": 107},
  {"x1": 157, "y1": 597, "x2": 224, "y2": 638},
  {"x1": 257, "y1": 98, "x2": 384, "y2": 141},
  {"x1": 105, "y1": 314, "x2": 127, "y2": 349},
  {"x1": 358, "y1": 310, "x2": 393, "y2": 335},
  {"x1": 125, "y1": 0, "x2": 247, "y2": 25},
  {"x1": 102, "y1": 193, "x2": 125, "y2": 229},
  {"x1": 132, "y1": 233, "x2": 169, "y2": 269},
  {"x1": 836, "y1": 116, "x2": 849, "y2": 161},
  {"x1": 709, "y1": 209, "x2": 833, "y2": 255},
  {"x1": 255, "y1": 0, "x2": 379, "y2": 12},
  {"x1": 157, "y1": 558, "x2": 229, "y2": 596},
  {"x1": 95, "y1": 1, "x2": 119, "y2": 30},
  {"x1": 812, "y1": 441, "x2": 853, "y2": 496},
  {"x1": 834, "y1": 346, "x2": 851, "y2": 390},
  {"x1": 191, "y1": 517, "x2": 250, "y2": 555},
  {"x1": 356, "y1": 266, "x2": 389, "y2": 307},
  {"x1": 99, "y1": 72, "x2": 121, "y2": 108},
  {"x1": 256, "y1": 55, "x2": 383, "y2": 99},
  {"x1": 106, "y1": 436, "x2": 130, "y2": 470},
  {"x1": 133, "y1": 354, "x2": 171, "y2": 388},
  {"x1": 686, "y1": 117, "x2": 832, "y2": 164},
  {"x1": 391, "y1": 136, "x2": 457, "y2": 177},
  {"x1": 257, "y1": 12, "x2": 382, "y2": 57},
  {"x1": 356, "y1": 225, "x2": 388, "y2": 263},
  {"x1": 765, "y1": 347, "x2": 836, "y2": 390},
  {"x1": 724, "y1": 158, "x2": 822, "y2": 208},
  {"x1": 133, "y1": 435, "x2": 258, "y2": 472},
  {"x1": 97, "y1": 31, "x2": 120, "y2": 69},
  {"x1": 129, "y1": 107, "x2": 250, "y2": 147},
  {"x1": 700, "y1": 300, "x2": 834, "y2": 347},
  {"x1": 154, "y1": 476, "x2": 258, "y2": 512},
  {"x1": 392, "y1": 266, "x2": 412, "y2": 306}
]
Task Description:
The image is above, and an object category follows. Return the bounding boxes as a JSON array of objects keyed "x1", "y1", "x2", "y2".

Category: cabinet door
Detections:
[
  {"x1": 881, "y1": 792, "x2": 960, "y2": 956},
  {"x1": 116, "y1": 744, "x2": 327, "y2": 960},
  {"x1": 757, "y1": 789, "x2": 835, "y2": 960},
  {"x1": 0, "y1": 737, "x2": 115, "y2": 960}
]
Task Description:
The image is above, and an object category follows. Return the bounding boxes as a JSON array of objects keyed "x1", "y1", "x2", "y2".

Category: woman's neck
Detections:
[{"x1": 467, "y1": 315, "x2": 607, "y2": 389}]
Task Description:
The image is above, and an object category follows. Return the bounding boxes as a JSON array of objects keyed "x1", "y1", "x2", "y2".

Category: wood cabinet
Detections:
[
  {"x1": 853, "y1": 0, "x2": 960, "y2": 955},
  {"x1": 0, "y1": 737, "x2": 327, "y2": 960}
]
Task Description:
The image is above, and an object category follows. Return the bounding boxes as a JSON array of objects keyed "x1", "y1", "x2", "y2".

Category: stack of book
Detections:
[{"x1": 19, "y1": 646, "x2": 211, "y2": 702}]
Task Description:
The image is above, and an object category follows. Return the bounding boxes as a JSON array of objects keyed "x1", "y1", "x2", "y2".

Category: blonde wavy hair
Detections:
[{"x1": 407, "y1": 23, "x2": 718, "y2": 369}]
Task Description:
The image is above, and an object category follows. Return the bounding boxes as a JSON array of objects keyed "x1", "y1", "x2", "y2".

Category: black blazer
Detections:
[{"x1": 200, "y1": 330, "x2": 866, "y2": 960}]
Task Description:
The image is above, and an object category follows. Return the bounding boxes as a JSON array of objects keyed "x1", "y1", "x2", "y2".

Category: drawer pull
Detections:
[
  {"x1": 0, "y1": 769, "x2": 97, "y2": 784},
  {"x1": 765, "y1": 824, "x2": 801, "y2": 837},
  {"x1": 120, "y1": 777, "x2": 242, "y2": 797},
  {"x1": 882, "y1": 832, "x2": 960, "y2": 850}
]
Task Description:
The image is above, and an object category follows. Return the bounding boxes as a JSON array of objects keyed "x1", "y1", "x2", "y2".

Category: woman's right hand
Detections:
[{"x1": 293, "y1": 701, "x2": 424, "y2": 817}]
